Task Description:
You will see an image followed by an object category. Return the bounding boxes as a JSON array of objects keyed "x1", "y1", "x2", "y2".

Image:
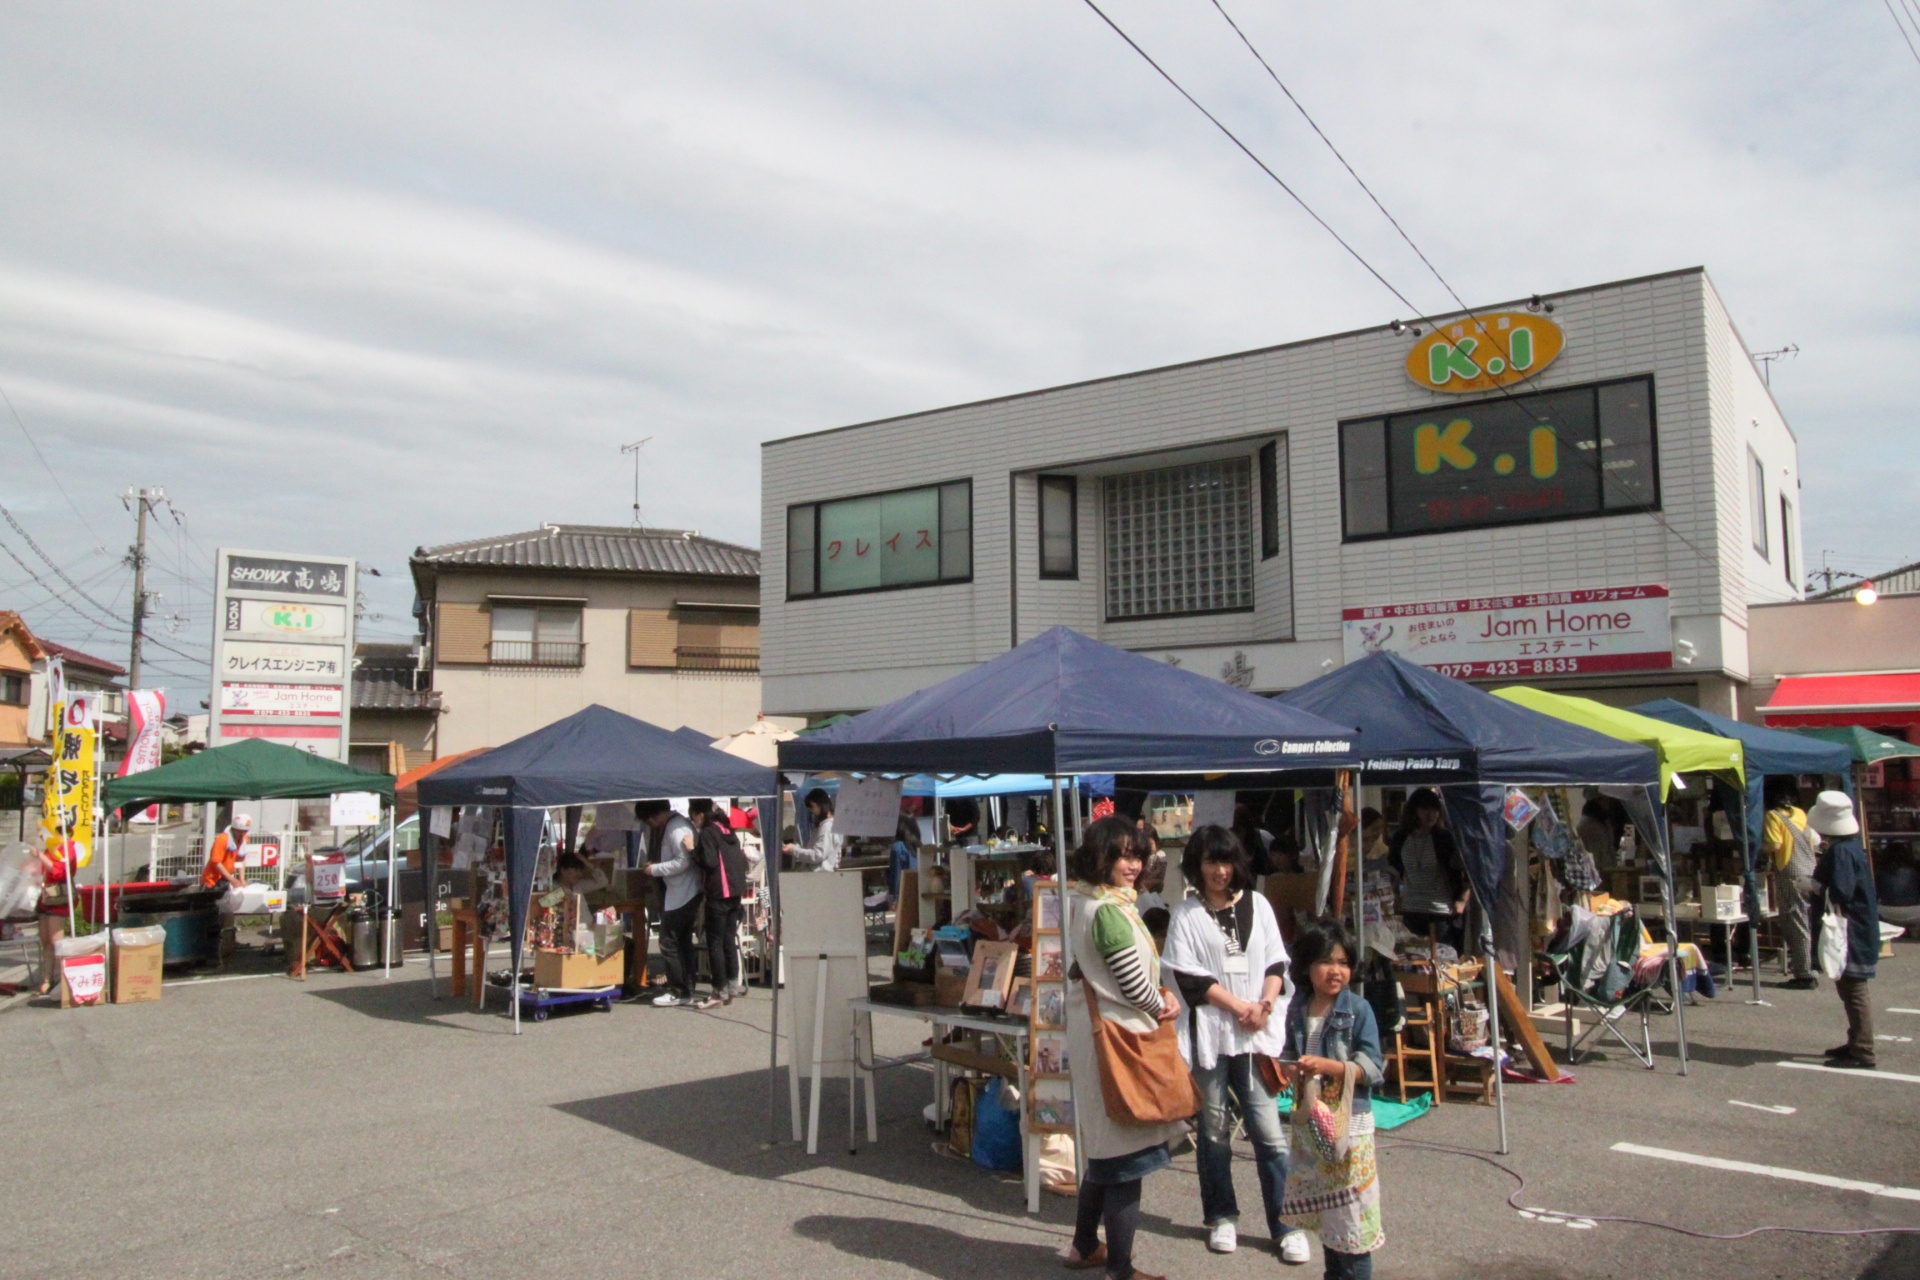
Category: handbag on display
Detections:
[{"x1": 1081, "y1": 982, "x2": 1200, "y2": 1124}]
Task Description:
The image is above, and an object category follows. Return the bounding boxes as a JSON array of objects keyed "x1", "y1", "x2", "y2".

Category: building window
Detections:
[
  {"x1": 1258, "y1": 439, "x2": 1285, "y2": 560},
  {"x1": 0, "y1": 672, "x2": 24, "y2": 706},
  {"x1": 1038, "y1": 475, "x2": 1078, "y2": 579},
  {"x1": 786, "y1": 480, "x2": 972, "y2": 599},
  {"x1": 1103, "y1": 458, "x2": 1254, "y2": 621},
  {"x1": 1339, "y1": 375, "x2": 1660, "y2": 541},
  {"x1": 489, "y1": 605, "x2": 583, "y2": 667},
  {"x1": 1780, "y1": 494, "x2": 1795, "y2": 587},
  {"x1": 1749, "y1": 449, "x2": 1769, "y2": 560},
  {"x1": 674, "y1": 607, "x2": 761, "y2": 672}
]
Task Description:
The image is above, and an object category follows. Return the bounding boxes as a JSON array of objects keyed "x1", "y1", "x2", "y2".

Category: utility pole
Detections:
[{"x1": 122, "y1": 486, "x2": 164, "y2": 688}]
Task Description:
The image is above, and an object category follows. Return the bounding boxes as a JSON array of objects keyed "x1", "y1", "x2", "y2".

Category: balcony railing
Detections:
[
  {"x1": 488, "y1": 640, "x2": 585, "y2": 668},
  {"x1": 675, "y1": 645, "x2": 760, "y2": 672}
]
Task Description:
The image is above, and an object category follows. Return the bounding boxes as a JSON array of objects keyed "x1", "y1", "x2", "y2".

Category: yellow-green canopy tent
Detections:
[{"x1": 1492, "y1": 687, "x2": 1744, "y2": 797}]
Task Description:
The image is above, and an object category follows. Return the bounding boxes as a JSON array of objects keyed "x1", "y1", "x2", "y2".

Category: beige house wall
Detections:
[
  {"x1": 1740, "y1": 595, "x2": 1920, "y2": 719},
  {"x1": 428, "y1": 568, "x2": 762, "y2": 754},
  {"x1": 0, "y1": 629, "x2": 33, "y2": 746}
]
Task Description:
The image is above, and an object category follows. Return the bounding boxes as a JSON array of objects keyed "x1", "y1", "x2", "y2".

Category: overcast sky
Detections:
[{"x1": 2, "y1": 2, "x2": 1915, "y2": 704}]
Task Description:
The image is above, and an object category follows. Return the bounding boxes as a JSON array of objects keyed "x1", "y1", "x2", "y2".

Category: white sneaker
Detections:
[
  {"x1": 1208, "y1": 1222, "x2": 1237, "y2": 1254},
  {"x1": 1279, "y1": 1232, "x2": 1311, "y2": 1265},
  {"x1": 651, "y1": 993, "x2": 686, "y2": 1007}
]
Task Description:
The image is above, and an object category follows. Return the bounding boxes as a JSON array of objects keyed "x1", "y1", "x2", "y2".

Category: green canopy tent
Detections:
[
  {"x1": 102, "y1": 739, "x2": 397, "y2": 973},
  {"x1": 1493, "y1": 688, "x2": 1746, "y2": 1073},
  {"x1": 1786, "y1": 725, "x2": 1920, "y2": 766},
  {"x1": 102, "y1": 738, "x2": 395, "y2": 812}
]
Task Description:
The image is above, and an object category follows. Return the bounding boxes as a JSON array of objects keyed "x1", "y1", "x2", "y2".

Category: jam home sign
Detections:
[{"x1": 1405, "y1": 312, "x2": 1564, "y2": 395}]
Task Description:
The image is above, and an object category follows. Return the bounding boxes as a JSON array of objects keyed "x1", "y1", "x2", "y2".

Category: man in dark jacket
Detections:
[
  {"x1": 690, "y1": 800, "x2": 751, "y2": 1009},
  {"x1": 1809, "y1": 791, "x2": 1879, "y2": 1069}
]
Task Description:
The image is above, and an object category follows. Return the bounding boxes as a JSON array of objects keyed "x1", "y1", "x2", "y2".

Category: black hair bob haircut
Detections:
[
  {"x1": 1068, "y1": 814, "x2": 1144, "y2": 886},
  {"x1": 1181, "y1": 823, "x2": 1254, "y2": 894},
  {"x1": 1289, "y1": 919, "x2": 1358, "y2": 976},
  {"x1": 803, "y1": 787, "x2": 834, "y2": 815}
]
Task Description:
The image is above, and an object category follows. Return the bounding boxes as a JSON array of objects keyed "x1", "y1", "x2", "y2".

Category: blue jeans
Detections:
[
  {"x1": 1192, "y1": 1052, "x2": 1293, "y2": 1239},
  {"x1": 1324, "y1": 1247, "x2": 1372, "y2": 1279}
]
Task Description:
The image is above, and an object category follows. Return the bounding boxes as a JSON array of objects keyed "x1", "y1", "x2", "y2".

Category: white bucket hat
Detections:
[
  {"x1": 231, "y1": 813, "x2": 254, "y2": 831},
  {"x1": 1808, "y1": 791, "x2": 1858, "y2": 838}
]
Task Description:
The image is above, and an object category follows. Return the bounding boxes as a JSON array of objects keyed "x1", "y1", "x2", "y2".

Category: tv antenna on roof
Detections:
[
  {"x1": 620, "y1": 437, "x2": 653, "y2": 528},
  {"x1": 1750, "y1": 344, "x2": 1798, "y2": 387}
]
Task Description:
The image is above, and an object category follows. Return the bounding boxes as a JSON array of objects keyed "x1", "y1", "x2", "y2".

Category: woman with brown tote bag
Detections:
[{"x1": 1061, "y1": 817, "x2": 1193, "y2": 1280}]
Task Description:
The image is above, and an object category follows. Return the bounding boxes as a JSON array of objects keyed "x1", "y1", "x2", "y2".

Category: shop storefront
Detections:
[{"x1": 761, "y1": 267, "x2": 1801, "y2": 719}]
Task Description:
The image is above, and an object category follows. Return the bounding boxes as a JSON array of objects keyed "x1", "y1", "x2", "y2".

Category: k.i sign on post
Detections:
[{"x1": 1406, "y1": 312, "x2": 1564, "y2": 395}]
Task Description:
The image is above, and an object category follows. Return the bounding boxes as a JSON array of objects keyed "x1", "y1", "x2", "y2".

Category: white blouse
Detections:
[{"x1": 1162, "y1": 890, "x2": 1292, "y2": 1070}]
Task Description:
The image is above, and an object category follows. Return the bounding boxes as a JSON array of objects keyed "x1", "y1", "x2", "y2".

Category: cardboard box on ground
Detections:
[
  {"x1": 113, "y1": 927, "x2": 167, "y2": 1003},
  {"x1": 535, "y1": 946, "x2": 624, "y2": 990}
]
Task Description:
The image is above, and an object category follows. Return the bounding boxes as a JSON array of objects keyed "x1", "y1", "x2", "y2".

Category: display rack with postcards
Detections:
[{"x1": 1025, "y1": 877, "x2": 1074, "y2": 1135}]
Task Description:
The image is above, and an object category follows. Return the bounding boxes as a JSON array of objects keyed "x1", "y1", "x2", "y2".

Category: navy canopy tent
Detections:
[
  {"x1": 419, "y1": 704, "x2": 777, "y2": 1030},
  {"x1": 780, "y1": 626, "x2": 1358, "y2": 776},
  {"x1": 1275, "y1": 651, "x2": 1660, "y2": 910}
]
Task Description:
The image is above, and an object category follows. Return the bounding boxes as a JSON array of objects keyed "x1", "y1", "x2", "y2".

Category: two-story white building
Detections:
[{"x1": 760, "y1": 267, "x2": 1802, "y2": 719}]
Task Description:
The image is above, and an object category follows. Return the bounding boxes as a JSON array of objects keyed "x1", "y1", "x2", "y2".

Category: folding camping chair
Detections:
[{"x1": 1540, "y1": 905, "x2": 1658, "y2": 1069}]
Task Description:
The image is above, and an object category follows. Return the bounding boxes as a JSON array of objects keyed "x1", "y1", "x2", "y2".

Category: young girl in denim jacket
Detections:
[{"x1": 1280, "y1": 922, "x2": 1385, "y2": 1280}]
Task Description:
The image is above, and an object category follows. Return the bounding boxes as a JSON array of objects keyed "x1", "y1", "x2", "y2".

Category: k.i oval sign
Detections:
[{"x1": 1405, "y1": 311, "x2": 1564, "y2": 394}]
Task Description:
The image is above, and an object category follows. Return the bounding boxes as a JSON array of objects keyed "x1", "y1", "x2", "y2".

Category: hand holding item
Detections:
[
  {"x1": 1157, "y1": 988, "x2": 1178, "y2": 1024},
  {"x1": 1294, "y1": 1054, "x2": 1342, "y2": 1080}
]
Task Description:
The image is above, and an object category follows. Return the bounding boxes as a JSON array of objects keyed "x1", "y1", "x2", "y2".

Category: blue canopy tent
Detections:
[
  {"x1": 782, "y1": 626, "x2": 1358, "y2": 775},
  {"x1": 418, "y1": 704, "x2": 777, "y2": 1033},
  {"x1": 774, "y1": 626, "x2": 1358, "y2": 1154},
  {"x1": 1275, "y1": 651, "x2": 1669, "y2": 1114},
  {"x1": 1632, "y1": 698, "x2": 1853, "y2": 1001}
]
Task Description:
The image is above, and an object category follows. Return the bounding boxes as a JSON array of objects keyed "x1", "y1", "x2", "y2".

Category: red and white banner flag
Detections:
[{"x1": 119, "y1": 689, "x2": 167, "y2": 823}]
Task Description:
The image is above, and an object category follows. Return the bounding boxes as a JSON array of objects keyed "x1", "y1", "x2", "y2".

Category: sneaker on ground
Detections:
[
  {"x1": 1207, "y1": 1222, "x2": 1237, "y2": 1254},
  {"x1": 651, "y1": 992, "x2": 687, "y2": 1007},
  {"x1": 1279, "y1": 1232, "x2": 1311, "y2": 1264}
]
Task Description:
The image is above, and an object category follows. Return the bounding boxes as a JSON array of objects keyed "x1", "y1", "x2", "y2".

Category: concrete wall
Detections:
[
  {"x1": 430, "y1": 568, "x2": 762, "y2": 754},
  {"x1": 764, "y1": 268, "x2": 1783, "y2": 716}
]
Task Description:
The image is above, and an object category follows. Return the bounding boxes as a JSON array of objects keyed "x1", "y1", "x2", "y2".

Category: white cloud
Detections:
[{"x1": 0, "y1": 0, "x2": 1913, "y2": 695}]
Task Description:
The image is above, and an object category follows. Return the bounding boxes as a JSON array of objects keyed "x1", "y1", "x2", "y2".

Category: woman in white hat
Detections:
[{"x1": 1808, "y1": 791, "x2": 1880, "y2": 1069}]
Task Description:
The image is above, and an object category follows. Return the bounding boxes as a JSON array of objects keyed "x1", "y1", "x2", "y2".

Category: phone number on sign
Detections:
[{"x1": 1433, "y1": 658, "x2": 1587, "y2": 679}]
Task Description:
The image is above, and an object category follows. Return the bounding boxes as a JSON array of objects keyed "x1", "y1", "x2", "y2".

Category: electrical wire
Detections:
[
  {"x1": 0, "y1": 499, "x2": 127, "y2": 629},
  {"x1": 1885, "y1": 0, "x2": 1920, "y2": 69},
  {"x1": 1086, "y1": 0, "x2": 1725, "y2": 573},
  {"x1": 0, "y1": 380, "x2": 107, "y2": 552},
  {"x1": 1382, "y1": 1137, "x2": 1920, "y2": 1242}
]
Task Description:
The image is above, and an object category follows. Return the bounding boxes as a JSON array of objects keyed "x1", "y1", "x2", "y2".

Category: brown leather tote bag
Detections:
[{"x1": 1083, "y1": 983, "x2": 1200, "y2": 1124}]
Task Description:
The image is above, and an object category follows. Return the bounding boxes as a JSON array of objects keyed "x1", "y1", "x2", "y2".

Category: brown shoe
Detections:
[{"x1": 1061, "y1": 1245, "x2": 1106, "y2": 1270}]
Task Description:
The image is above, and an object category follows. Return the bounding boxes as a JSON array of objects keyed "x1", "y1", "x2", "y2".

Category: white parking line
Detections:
[
  {"x1": 1778, "y1": 1061, "x2": 1920, "y2": 1084},
  {"x1": 1888, "y1": 1008, "x2": 1920, "y2": 1015},
  {"x1": 1728, "y1": 1100, "x2": 1796, "y2": 1115},
  {"x1": 1611, "y1": 1143, "x2": 1920, "y2": 1202}
]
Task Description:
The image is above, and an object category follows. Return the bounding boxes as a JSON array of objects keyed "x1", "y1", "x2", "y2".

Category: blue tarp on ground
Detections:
[
  {"x1": 418, "y1": 704, "x2": 777, "y2": 997},
  {"x1": 1278, "y1": 651, "x2": 1661, "y2": 785},
  {"x1": 778, "y1": 626, "x2": 1358, "y2": 776}
]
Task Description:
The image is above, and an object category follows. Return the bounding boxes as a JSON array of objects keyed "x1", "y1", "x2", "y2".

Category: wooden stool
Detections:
[
  {"x1": 293, "y1": 905, "x2": 354, "y2": 979},
  {"x1": 1388, "y1": 979, "x2": 1446, "y2": 1105}
]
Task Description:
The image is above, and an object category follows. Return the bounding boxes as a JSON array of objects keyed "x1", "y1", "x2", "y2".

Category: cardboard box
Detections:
[
  {"x1": 114, "y1": 943, "x2": 164, "y2": 1004},
  {"x1": 534, "y1": 945, "x2": 624, "y2": 990}
]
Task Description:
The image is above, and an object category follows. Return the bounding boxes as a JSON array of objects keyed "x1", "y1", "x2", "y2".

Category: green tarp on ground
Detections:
[
  {"x1": 102, "y1": 737, "x2": 394, "y2": 813},
  {"x1": 1492, "y1": 686, "x2": 1744, "y2": 797},
  {"x1": 1786, "y1": 724, "x2": 1920, "y2": 766}
]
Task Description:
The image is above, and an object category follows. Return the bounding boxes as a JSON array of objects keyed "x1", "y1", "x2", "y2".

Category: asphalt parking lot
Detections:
[{"x1": 4, "y1": 942, "x2": 1918, "y2": 1280}]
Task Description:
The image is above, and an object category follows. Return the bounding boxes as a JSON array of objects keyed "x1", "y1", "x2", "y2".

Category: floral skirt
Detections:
[{"x1": 1279, "y1": 1115, "x2": 1383, "y2": 1255}]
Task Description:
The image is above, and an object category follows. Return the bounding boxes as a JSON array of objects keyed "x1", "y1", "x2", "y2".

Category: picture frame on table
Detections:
[
  {"x1": 1006, "y1": 977, "x2": 1034, "y2": 1019},
  {"x1": 963, "y1": 940, "x2": 1019, "y2": 1010}
]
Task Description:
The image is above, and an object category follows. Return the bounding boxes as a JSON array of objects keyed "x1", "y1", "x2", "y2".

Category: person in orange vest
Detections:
[{"x1": 200, "y1": 814, "x2": 253, "y2": 891}]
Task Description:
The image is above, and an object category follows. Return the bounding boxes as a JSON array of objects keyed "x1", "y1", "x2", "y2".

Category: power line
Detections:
[
  {"x1": 0, "y1": 498, "x2": 127, "y2": 626},
  {"x1": 1085, "y1": 0, "x2": 1725, "y2": 573},
  {"x1": 1885, "y1": 0, "x2": 1920, "y2": 69},
  {"x1": 1078, "y1": 0, "x2": 1427, "y2": 319},
  {"x1": 0, "y1": 380, "x2": 108, "y2": 552}
]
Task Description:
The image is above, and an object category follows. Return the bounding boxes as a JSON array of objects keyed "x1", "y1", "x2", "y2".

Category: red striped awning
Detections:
[{"x1": 1762, "y1": 672, "x2": 1920, "y2": 729}]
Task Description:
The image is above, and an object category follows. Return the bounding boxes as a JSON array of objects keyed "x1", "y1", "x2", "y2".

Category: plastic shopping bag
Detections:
[
  {"x1": 0, "y1": 844, "x2": 43, "y2": 919},
  {"x1": 1818, "y1": 906, "x2": 1849, "y2": 981},
  {"x1": 970, "y1": 1077, "x2": 1024, "y2": 1172}
]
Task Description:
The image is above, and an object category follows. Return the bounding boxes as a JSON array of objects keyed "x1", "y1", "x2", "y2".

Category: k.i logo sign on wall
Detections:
[{"x1": 1405, "y1": 312, "x2": 1564, "y2": 395}]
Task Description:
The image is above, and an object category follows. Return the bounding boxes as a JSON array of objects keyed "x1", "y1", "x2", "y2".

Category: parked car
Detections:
[{"x1": 287, "y1": 813, "x2": 420, "y2": 906}]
